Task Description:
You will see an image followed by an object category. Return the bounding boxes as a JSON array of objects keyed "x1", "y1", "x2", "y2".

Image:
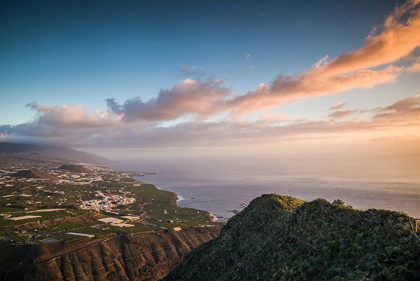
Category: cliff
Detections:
[
  {"x1": 165, "y1": 194, "x2": 420, "y2": 280},
  {"x1": 0, "y1": 227, "x2": 221, "y2": 281}
]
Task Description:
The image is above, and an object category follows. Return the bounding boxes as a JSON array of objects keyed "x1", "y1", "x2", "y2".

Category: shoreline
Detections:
[{"x1": 133, "y1": 175, "x2": 222, "y2": 222}]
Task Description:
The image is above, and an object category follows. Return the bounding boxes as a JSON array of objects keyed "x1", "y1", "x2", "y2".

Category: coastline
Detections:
[
  {"x1": 133, "y1": 176, "x2": 220, "y2": 222},
  {"x1": 120, "y1": 161, "x2": 420, "y2": 220}
]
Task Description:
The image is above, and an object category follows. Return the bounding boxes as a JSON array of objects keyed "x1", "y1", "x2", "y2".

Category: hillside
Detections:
[
  {"x1": 165, "y1": 194, "x2": 420, "y2": 280},
  {"x1": 0, "y1": 142, "x2": 109, "y2": 165},
  {"x1": 13, "y1": 170, "x2": 59, "y2": 181},
  {"x1": 58, "y1": 164, "x2": 93, "y2": 173},
  {"x1": 0, "y1": 227, "x2": 221, "y2": 281}
]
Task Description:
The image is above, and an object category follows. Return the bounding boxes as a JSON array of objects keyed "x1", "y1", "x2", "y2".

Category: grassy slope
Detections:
[{"x1": 165, "y1": 194, "x2": 420, "y2": 281}]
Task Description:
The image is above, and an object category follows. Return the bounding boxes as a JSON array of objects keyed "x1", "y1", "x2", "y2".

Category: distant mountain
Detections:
[
  {"x1": 58, "y1": 164, "x2": 93, "y2": 173},
  {"x1": 14, "y1": 170, "x2": 59, "y2": 181},
  {"x1": 0, "y1": 142, "x2": 110, "y2": 165},
  {"x1": 165, "y1": 194, "x2": 420, "y2": 280}
]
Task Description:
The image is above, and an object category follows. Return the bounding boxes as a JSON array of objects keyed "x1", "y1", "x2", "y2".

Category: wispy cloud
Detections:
[
  {"x1": 329, "y1": 109, "x2": 355, "y2": 119},
  {"x1": 330, "y1": 102, "x2": 345, "y2": 110},
  {"x1": 177, "y1": 64, "x2": 204, "y2": 78},
  {"x1": 224, "y1": 0, "x2": 420, "y2": 114},
  {"x1": 2, "y1": 94, "x2": 420, "y2": 148},
  {"x1": 2, "y1": 1, "x2": 420, "y2": 149},
  {"x1": 108, "y1": 0, "x2": 420, "y2": 121},
  {"x1": 373, "y1": 94, "x2": 420, "y2": 121}
]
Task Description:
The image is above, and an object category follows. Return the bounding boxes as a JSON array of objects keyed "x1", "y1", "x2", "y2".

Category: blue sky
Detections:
[
  {"x1": 0, "y1": 0, "x2": 401, "y2": 124},
  {"x1": 0, "y1": 0, "x2": 419, "y2": 156}
]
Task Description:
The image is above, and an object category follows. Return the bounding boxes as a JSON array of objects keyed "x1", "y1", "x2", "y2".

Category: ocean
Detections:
[{"x1": 109, "y1": 154, "x2": 420, "y2": 220}]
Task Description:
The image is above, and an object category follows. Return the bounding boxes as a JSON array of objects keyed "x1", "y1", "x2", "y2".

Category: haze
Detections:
[{"x1": 1, "y1": 0, "x2": 420, "y2": 165}]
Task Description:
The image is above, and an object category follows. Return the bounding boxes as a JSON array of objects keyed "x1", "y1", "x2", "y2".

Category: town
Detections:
[{"x1": 0, "y1": 152, "x2": 221, "y2": 245}]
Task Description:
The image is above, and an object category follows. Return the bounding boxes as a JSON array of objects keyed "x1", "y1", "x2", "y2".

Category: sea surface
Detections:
[{"x1": 109, "y1": 155, "x2": 420, "y2": 219}]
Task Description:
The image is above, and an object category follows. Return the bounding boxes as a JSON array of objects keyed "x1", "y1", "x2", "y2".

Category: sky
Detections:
[{"x1": 1, "y1": 0, "x2": 420, "y2": 158}]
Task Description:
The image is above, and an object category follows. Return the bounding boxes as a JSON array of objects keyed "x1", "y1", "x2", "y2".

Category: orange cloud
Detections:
[
  {"x1": 107, "y1": 79, "x2": 230, "y2": 122},
  {"x1": 27, "y1": 102, "x2": 122, "y2": 128},
  {"x1": 100, "y1": 1, "x2": 420, "y2": 122},
  {"x1": 329, "y1": 109, "x2": 355, "y2": 119},
  {"x1": 373, "y1": 94, "x2": 420, "y2": 122},
  {"x1": 330, "y1": 102, "x2": 345, "y2": 110},
  {"x1": 3, "y1": 95, "x2": 420, "y2": 148},
  {"x1": 225, "y1": 65, "x2": 401, "y2": 115},
  {"x1": 223, "y1": 0, "x2": 420, "y2": 115},
  {"x1": 319, "y1": 0, "x2": 420, "y2": 76}
]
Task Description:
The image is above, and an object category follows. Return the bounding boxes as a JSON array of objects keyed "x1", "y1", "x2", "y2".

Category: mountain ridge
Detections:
[
  {"x1": 165, "y1": 194, "x2": 420, "y2": 280},
  {"x1": 0, "y1": 142, "x2": 109, "y2": 165}
]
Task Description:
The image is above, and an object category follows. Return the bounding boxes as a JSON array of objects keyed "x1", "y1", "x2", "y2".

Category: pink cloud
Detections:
[
  {"x1": 3, "y1": 95, "x2": 420, "y2": 148},
  {"x1": 330, "y1": 102, "x2": 345, "y2": 110},
  {"x1": 319, "y1": 0, "x2": 420, "y2": 76},
  {"x1": 329, "y1": 109, "x2": 355, "y2": 119},
  {"x1": 225, "y1": 65, "x2": 401, "y2": 115},
  {"x1": 107, "y1": 79, "x2": 231, "y2": 122},
  {"x1": 102, "y1": 1, "x2": 420, "y2": 122},
  {"x1": 373, "y1": 94, "x2": 420, "y2": 121},
  {"x1": 27, "y1": 102, "x2": 122, "y2": 128}
]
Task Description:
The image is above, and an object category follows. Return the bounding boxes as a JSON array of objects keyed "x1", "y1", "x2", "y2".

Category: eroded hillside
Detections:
[{"x1": 0, "y1": 226, "x2": 221, "y2": 281}]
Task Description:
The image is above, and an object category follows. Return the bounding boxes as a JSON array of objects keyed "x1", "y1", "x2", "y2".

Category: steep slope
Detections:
[
  {"x1": 14, "y1": 170, "x2": 59, "y2": 181},
  {"x1": 165, "y1": 194, "x2": 420, "y2": 281},
  {"x1": 0, "y1": 227, "x2": 221, "y2": 281},
  {"x1": 0, "y1": 142, "x2": 109, "y2": 165}
]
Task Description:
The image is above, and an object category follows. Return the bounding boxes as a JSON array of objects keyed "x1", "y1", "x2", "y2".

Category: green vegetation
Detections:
[
  {"x1": 0, "y1": 170, "x2": 216, "y2": 244},
  {"x1": 165, "y1": 194, "x2": 420, "y2": 281},
  {"x1": 0, "y1": 226, "x2": 222, "y2": 281}
]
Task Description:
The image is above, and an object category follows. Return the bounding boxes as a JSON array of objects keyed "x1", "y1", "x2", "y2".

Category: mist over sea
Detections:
[{"x1": 109, "y1": 154, "x2": 420, "y2": 219}]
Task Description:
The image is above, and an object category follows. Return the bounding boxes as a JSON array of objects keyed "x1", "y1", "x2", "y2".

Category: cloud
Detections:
[
  {"x1": 319, "y1": 0, "x2": 420, "y2": 76},
  {"x1": 224, "y1": 65, "x2": 402, "y2": 115},
  {"x1": 177, "y1": 64, "x2": 204, "y2": 78},
  {"x1": 329, "y1": 109, "x2": 355, "y2": 119},
  {"x1": 99, "y1": 1, "x2": 420, "y2": 123},
  {"x1": 246, "y1": 54, "x2": 251, "y2": 60},
  {"x1": 406, "y1": 62, "x2": 420, "y2": 72},
  {"x1": 330, "y1": 102, "x2": 345, "y2": 110},
  {"x1": 242, "y1": 65, "x2": 254, "y2": 73},
  {"x1": 27, "y1": 102, "x2": 122, "y2": 128},
  {"x1": 106, "y1": 79, "x2": 231, "y2": 122},
  {"x1": 258, "y1": 113, "x2": 293, "y2": 123},
  {"x1": 220, "y1": 0, "x2": 420, "y2": 115},
  {"x1": 2, "y1": 1, "x2": 420, "y2": 149},
  {"x1": 3, "y1": 95, "x2": 420, "y2": 148},
  {"x1": 371, "y1": 134, "x2": 420, "y2": 142},
  {"x1": 373, "y1": 94, "x2": 420, "y2": 121}
]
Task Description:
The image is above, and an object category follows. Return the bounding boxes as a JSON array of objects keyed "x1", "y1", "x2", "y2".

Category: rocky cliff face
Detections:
[
  {"x1": 165, "y1": 194, "x2": 420, "y2": 281},
  {"x1": 0, "y1": 227, "x2": 221, "y2": 281}
]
